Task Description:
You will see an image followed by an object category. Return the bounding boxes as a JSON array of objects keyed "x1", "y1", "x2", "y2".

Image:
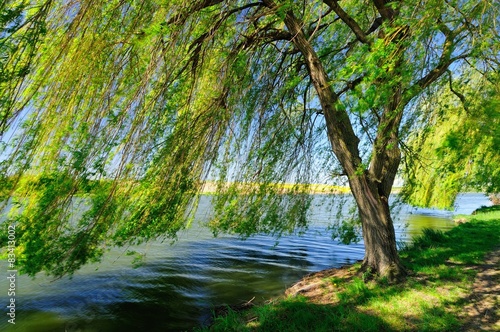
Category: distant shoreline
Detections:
[
  {"x1": 200, "y1": 181, "x2": 404, "y2": 195},
  {"x1": 200, "y1": 181, "x2": 351, "y2": 195}
]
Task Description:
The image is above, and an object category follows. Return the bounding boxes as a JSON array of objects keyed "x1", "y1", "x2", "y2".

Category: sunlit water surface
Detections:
[{"x1": 0, "y1": 193, "x2": 491, "y2": 331}]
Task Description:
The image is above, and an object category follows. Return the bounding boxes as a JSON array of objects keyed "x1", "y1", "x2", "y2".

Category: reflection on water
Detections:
[{"x1": 0, "y1": 193, "x2": 491, "y2": 331}]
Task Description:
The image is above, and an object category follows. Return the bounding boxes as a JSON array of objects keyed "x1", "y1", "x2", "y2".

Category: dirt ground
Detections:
[{"x1": 460, "y1": 248, "x2": 500, "y2": 331}]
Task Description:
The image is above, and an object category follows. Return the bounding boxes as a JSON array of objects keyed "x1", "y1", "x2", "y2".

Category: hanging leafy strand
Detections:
[
  {"x1": 0, "y1": 0, "x2": 51, "y2": 134},
  {"x1": 402, "y1": 71, "x2": 500, "y2": 208},
  {"x1": 0, "y1": 0, "x2": 323, "y2": 276}
]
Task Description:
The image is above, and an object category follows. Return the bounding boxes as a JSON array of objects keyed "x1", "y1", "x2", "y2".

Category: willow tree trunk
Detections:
[
  {"x1": 349, "y1": 174, "x2": 405, "y2": 279},
  {"x1": 274, "y1": 2, "x2": 406, "y2": 280}
]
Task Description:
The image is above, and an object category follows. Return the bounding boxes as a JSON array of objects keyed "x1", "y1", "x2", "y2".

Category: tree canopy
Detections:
[{"x1": 0, "y1": 0, "x2": 498, "y2": 278}]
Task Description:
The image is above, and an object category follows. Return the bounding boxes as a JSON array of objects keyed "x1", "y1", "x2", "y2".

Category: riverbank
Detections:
[{"x1": 203, "y1": 207, "x2": 500, "y2": 331}]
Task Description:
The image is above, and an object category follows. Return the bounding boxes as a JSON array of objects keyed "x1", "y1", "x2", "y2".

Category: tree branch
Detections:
[
  {"x1": 169, "y1": 1, "x2": 263, "y2": 26},
  {"x1": 306, "y1": 8, "x2": 336, "y2": 35},
  {"x1": 446, "y1": 69, "x2": 469, "y2": 113},
  {"x1": 323, "y1": 0, "x2": 370, "y2": 44},
  {"x1": 167, "y1": 0, "x2": 225, "y2": 25},
  {"x1": 185, "y1": 2, "x2": 269, "y2": 75},
  {"x1": 404, "y1": 19, "x2": 470, "y2": 105},
  {"x1": 262, "y1": 0, "x2": 362, "y2": 176},
  {"x1": 372, "y1": 0, "x2": 398, "y2": 21},
  {"x1": 336, "y1": 75, "x2": 365, "y2": 96},
  {"x1": 366, "y1": 17, "x2": 383, "y2": 35},
  {"x1": 412, "y1": 54, "x2": 469, "y2": 98}
]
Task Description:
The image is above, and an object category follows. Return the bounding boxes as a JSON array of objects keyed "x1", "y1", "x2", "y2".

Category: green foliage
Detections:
[
  {"x1": 401, "y1": 213, "x2": 500, "y2": 273},
  {"x1": 411, "y1": 228, "x2": 447, "y2": 249},
  {"x1": 402, "y1": 72, "x2": 500, "y2": 208},
  {"x1": 0, "y1": 1, "x2": 50, "y2": 133},
  {"x1": 0, "y1": 0, "x2": 498, "y2": 276},
  {"x1": 473, "y1": 205, "x2": 500, "y2": 214},
  {"x1": 329, "y1": 202, "x2": 362, "y2": 244}
]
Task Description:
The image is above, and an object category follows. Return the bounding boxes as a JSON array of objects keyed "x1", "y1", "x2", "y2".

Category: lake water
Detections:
[{"x1": 0, "y1": 193, "x2": 491, "y2": 331}]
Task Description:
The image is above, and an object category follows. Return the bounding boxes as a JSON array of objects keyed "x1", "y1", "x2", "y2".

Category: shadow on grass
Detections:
[
  {"x1": 459, "y1": 249, "x2": 500, "y2": 332},
  {"x1": 206, "y1": 214, "x2": 500, "y2": 332},
  {"x1": 402, "y1": 219, "x2": 499, "y2": 270},
  {"x1": 246, "y1": 298, "x2": 394, "y2": 332}
]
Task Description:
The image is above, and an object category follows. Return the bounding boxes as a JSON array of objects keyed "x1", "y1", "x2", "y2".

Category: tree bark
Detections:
[{"x1": 349, "y1": 173, "x2": 406, "y2": 280}]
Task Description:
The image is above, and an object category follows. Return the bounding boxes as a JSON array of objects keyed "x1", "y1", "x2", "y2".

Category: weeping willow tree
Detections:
[
  {"x1": 402, "y1": 71, "x2": 500, "y2": 209},
  {"x1": 0, "y1": 0, "x2": 498, "y2": 279}
]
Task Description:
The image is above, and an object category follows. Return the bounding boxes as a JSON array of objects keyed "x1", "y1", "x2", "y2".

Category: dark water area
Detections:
[{"x1": 0, "y1": 193, "x2": 491, "y2": 331}]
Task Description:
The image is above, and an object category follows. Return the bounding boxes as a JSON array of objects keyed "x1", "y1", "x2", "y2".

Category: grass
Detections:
[{"x1": 201, "y1": 207, "x2": 500, "y2": 332}]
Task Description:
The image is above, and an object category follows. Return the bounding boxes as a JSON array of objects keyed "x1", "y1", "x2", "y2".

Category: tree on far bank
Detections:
[{"x1": 1, "y1": 0, "x2": 498, "y2": 279}]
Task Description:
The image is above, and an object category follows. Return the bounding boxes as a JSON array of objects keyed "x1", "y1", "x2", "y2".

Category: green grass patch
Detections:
[{"x1": 201, "y1": 208, "x2": 500, "y2": 331}]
